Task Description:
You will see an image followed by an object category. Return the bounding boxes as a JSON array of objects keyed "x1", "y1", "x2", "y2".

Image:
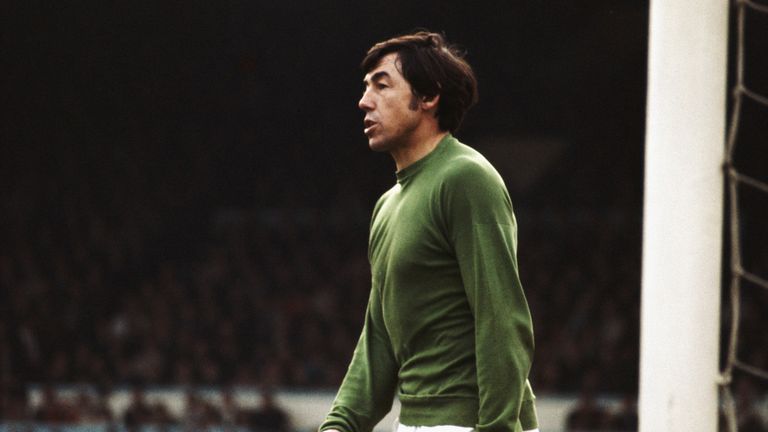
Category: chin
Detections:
[{"x1": 367, "y1": 137, "x2": 391, "y2": 153}]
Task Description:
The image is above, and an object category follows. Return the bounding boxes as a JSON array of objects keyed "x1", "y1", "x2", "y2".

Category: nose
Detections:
[{"x1": 358, "y1": 88, "x2": 374, "y2": 111}]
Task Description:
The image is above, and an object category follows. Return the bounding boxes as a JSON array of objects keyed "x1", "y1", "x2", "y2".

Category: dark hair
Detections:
[{"x1": 361, "y1": 31, "x2": 479, "y2": 133}]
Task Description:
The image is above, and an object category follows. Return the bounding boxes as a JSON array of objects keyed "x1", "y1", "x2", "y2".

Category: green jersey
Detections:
[{"x1": 321, "y1": 134, "x2": 536, "y2": 432}]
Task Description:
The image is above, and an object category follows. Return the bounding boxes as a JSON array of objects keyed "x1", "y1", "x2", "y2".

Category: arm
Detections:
[
  {"x1": 319, "y1": 284, "x2": 399, "y2": 432},
  {"x1": 444, "y1": 163, "x2": 535, "y2": 432}
]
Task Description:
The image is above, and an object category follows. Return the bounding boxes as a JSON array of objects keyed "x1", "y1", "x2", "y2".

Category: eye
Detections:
[{"x1": 376, "y1": 82, "x2": 388, "y2": 90}]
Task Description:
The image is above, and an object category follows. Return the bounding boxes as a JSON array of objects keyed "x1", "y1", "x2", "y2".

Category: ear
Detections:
[{"x1": 420, "y1": 94, "x2": 440, "y2": 112}]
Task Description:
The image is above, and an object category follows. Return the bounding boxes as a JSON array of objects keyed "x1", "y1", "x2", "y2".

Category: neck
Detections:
[{"x1": 390, "y1": 129, "x2": 448, "y2": 172}]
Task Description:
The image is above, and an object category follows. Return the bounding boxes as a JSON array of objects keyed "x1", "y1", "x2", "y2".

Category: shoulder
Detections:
[
  {"x1": 436, "y1": 139, "x2": 514, "y2": 226},
  {"x1": 371, "y1": 184, "x2": 399, "y2": 219},
  {"x1": 438, "y1": 140, "x2": 507, "y2": 196}
]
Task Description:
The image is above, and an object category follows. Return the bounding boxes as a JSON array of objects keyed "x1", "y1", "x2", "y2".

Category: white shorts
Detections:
[{"x1": 395, "y1": 422, "x2": 539, "y2": 432}]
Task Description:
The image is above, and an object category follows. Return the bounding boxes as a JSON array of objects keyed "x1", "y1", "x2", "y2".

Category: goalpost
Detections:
[{"x1": 639, "y1": 0, "x2": 729, "y2": 431}]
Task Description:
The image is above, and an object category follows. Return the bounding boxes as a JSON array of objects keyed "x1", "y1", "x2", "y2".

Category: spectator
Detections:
[
  {"x1": 181, "y1": 389, "x2": 221, "y2": 431},
  {"x1": 247, "y1": 389, "x2": 289, "y2": 432},
  {"x1": 220, "y1": 387, "x2": 247, "y2": 430},
  {"x1": 74, "y1": 387, "x2": 113, "y2": 424},
  {"x1": 606, "y1": 395, "x2": 638, "y2": 432},
  {"x1": 34, "y1": 385, "x2": 78, "y2": 424},
  {"x1": 123, "y1": 387, "x2": 155, "y2": 431},
  {"x1": 565, "y1": 390, "x2": 609, "y2": 432},
  {"x1": 0, "y1": 380, "x2": 30, "y2": 422}
]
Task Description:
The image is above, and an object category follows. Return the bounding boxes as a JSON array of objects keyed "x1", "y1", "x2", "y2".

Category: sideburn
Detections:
[{"x1": 408, "y1": 94, "x2": 419, "y2": 111}]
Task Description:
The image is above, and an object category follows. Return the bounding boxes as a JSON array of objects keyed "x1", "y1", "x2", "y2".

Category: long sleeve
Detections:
[
  {"x1": 323, "y1": 136, "x2": 536, "y2": 430},
  {"x1": 444, "y1": 162, "x2": 535, "y2": 432},
  {"x1": 319, "y1": 284, "x2": 399, "y2": 432}
]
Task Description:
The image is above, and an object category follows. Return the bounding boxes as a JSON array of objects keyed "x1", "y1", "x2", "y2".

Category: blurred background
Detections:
[{"x1": 1, "y1": 1, "x2": 766, "y2": 431}]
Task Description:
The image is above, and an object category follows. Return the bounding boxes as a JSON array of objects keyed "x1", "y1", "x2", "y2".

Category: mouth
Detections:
[{"x1": 364, "y1": 119, "x2": 378, "y2": 135}]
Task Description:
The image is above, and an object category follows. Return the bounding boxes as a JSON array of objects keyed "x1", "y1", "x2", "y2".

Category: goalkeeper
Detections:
[{"x1": 321, "y1": 31, "x2": 538, "y2": 432}]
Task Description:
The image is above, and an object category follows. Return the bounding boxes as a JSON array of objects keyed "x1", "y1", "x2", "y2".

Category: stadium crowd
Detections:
[
  {"x1": 2, "y1": 147, "x2": 768, "y2": 431},
  {"x1": 2, "y1": 383, "x2": 290, "y2": 431}
]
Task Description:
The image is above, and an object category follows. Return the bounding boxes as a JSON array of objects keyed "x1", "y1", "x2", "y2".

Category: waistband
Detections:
[
  {"x1": 398, "y1": 394, "x2": 538, "y2": 431},
  {"x1": 398, "y1": 394, "x2": 478, "y2": 427}
]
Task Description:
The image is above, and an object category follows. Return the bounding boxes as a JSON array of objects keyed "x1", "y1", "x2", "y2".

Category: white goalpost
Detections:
[{"x1": 639, "y1": 0, "x2": 729, "y2": 431}]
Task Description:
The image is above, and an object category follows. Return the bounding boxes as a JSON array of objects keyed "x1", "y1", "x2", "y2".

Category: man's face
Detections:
[{"x1": 359, "y1": 53, "x2": 421, "y2": 152}]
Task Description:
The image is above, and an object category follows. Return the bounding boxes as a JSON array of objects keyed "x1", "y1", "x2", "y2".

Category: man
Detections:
[{"x1": 320, "y1": 31, "x2": 538, "y2": 432}]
